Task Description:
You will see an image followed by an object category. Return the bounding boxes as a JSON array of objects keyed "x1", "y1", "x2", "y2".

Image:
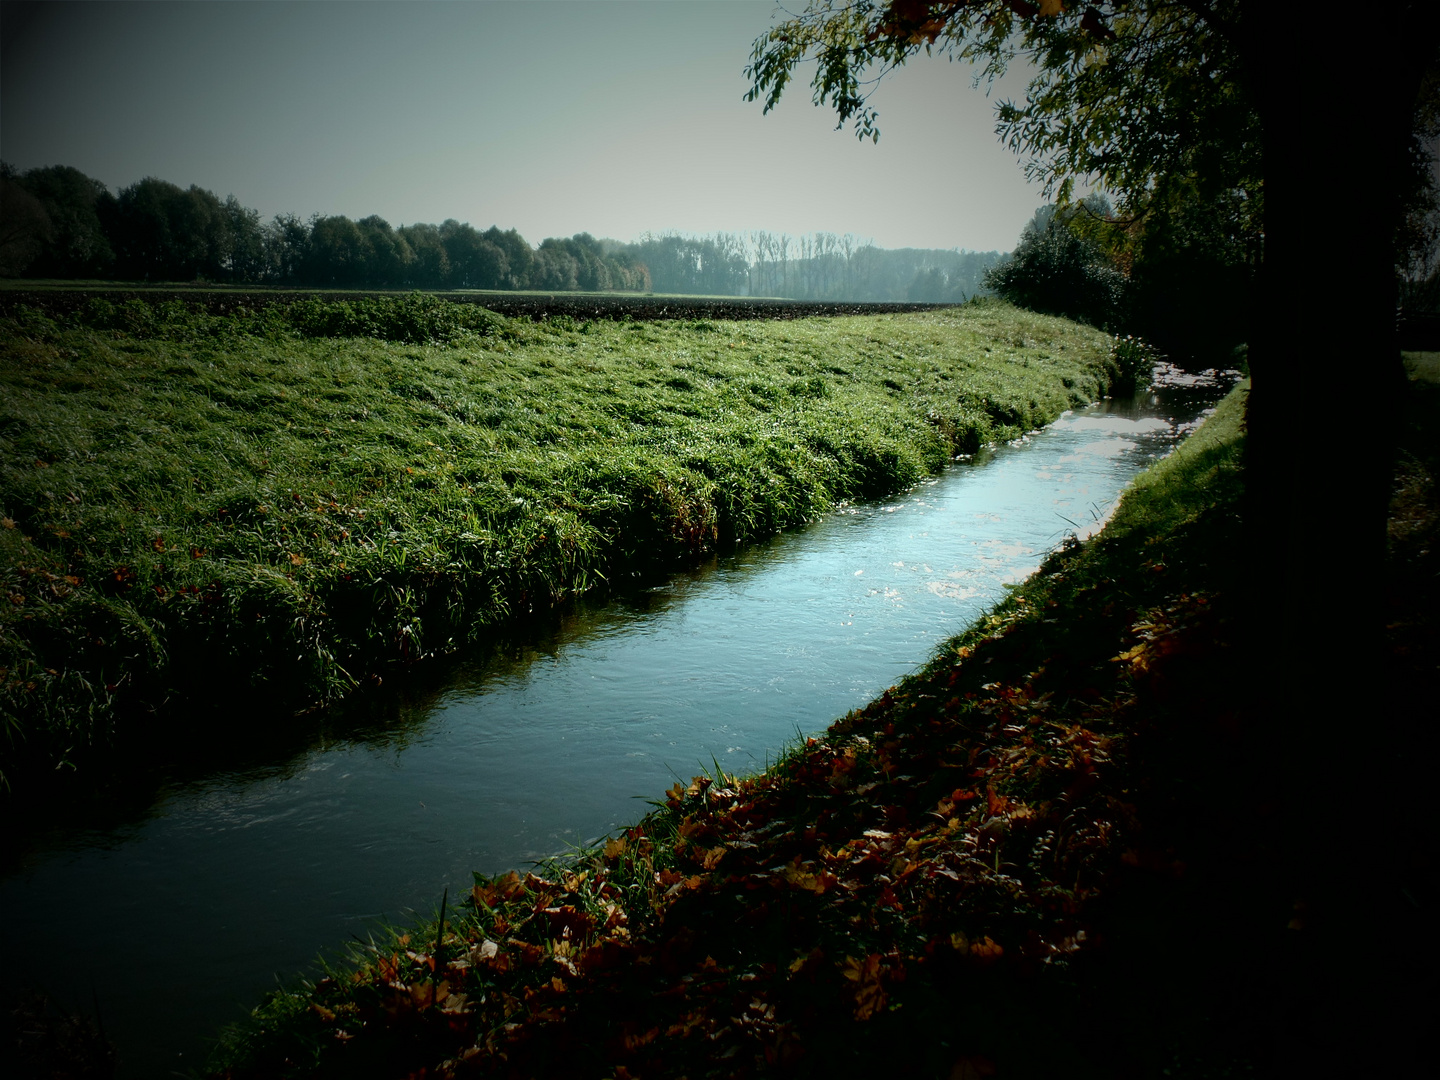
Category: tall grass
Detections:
[{"x1": 0, "y1": 294, "x2": 1117, "y2": 788}]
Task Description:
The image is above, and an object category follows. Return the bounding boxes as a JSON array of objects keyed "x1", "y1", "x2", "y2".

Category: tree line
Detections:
[
  {"x1": 0, "y1": 165, "x2": 650, "y2": 291},
  {"x1": 0, "y1": 164, "x2": 1009, "y2": 302},
  {"x1": 625, "y1": 231, "x2": 1002, "y2": 303}
]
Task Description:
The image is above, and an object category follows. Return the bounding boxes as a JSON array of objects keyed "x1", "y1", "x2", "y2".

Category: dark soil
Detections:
[{"x1": 0, "y1": 287, "x2": 958, "y2": 324}]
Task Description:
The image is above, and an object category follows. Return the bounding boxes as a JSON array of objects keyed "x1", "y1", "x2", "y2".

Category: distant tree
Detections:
[
  {"x1": 221, "y1": 195, "x2": 266, "y2": 283},
  {"x1": 9, "y1": 164, "x2": 114, "y2": 278},
  {"x1": 439, "y1": 220, "x2": 480, "y2": 287},
  {"x1": 262, "y1": 213, "x2": 311, "y2": 284},
  {"x1": 302, "y1": 215, "x2": 370, "y2": 286},
  {"x1": 440, "y1": 221, "x2": 510, "y2": 289},
  {"x1": 563, "y1": 233, "x2": 613, "y2": 291},
  {"x1": 905, "y1": 266, "x2": 948, "y2": 303},
  {"x1": 107, "y1": 177, "x2": 229, "y2": 281},
  {"x1": 481, "y1": 226, "x2": 534, "y2": 288},
  {"x1": 357, "y1": 215, "x2": 412, "y2": 287},
  {"x1": 532, "y1": 240, "x2": 580, "y2": 291},
  {"x1": 0, "y1": 167, "x2": 51, "y2": 277},
  {"x1": 397, "y1": 223, "x2": 451, "y2": 288}
]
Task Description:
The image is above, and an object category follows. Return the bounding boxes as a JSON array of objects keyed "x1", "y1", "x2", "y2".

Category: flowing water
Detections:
[{"x1": 0, "y1": 372, "x2": 1232, "y2": 1075}]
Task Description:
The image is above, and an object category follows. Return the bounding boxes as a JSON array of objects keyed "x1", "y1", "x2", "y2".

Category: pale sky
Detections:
[{"x1": 1, "y1": 0, "x2": 1051, "y2": 252}]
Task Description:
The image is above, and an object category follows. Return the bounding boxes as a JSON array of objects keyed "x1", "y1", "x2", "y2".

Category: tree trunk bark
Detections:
[{"x1": 1242, "y1": 8, "x2": 1435, "y2": 1075}]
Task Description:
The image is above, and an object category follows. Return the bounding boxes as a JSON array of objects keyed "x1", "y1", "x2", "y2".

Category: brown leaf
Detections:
[
  {"x1": 842, "y1": 954, "x2": 889, "y2": 1020},
  {"x1": 950, "y1": 1056, "x2": 997, "y2": 1080},
  {"x1": 473, "y1": 870, "x2": 526, "y2": 909}
]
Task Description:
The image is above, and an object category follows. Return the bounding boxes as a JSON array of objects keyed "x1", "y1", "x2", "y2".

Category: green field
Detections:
[{"x1": 0, "y1": 295, "x2": 1122, "y2": 790}]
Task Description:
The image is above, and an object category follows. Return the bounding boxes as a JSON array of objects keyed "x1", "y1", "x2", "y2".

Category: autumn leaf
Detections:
[
  {"x1": 788, "y1": 947, "x2": 826, "y2": 976},
  {"x1": 439, "y1": 992, "x2": 472, "y2": 1016},
  {"x1": 1113, "y1": 642, "x2": 1148, "y2": 665},
  {"x1": 950, "y1": 1056, "x2": 998, "y2": 1080},
  {"x1": 685, "y1": 775, "x2": 712, "y2": 798},
  {"x1": 621, "y1": 1026, "x2": 660, "y2": 1051},
  {"x1": 782, "y1": 863, "x2": 829, "y2": 893},
  {"x1": 842, "y1": 954, "x2": 889, "y2": 1020},
  {"x1": 472, "y1": 870, "x2": 525, "y2": 909},
  {"x1": 971, "y1": 936, "x2": 1004, "y2": 963},
  {"x1": 986, "y1": 786, "x2": 1011, "y2": 816}
]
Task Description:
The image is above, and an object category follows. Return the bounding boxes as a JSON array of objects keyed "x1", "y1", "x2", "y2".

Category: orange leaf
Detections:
[{"x1": 950, "y1": 1056, "x2": 997, "y2": 1080}]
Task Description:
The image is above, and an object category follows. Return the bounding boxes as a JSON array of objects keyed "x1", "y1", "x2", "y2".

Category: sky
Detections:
[{"x1": 1, "y1": 0, "x2": 1051, "y2": 253}]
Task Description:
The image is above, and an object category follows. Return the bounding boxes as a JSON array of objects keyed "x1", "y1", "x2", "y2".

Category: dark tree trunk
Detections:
[{"x1": 1242, "y1": 7, "x2": 1437, "y2": 1075}]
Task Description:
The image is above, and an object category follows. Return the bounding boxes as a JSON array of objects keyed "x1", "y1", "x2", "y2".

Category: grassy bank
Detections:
[
  {"x1": 0, "y1": 295, "x2": 1123, "y2": 791},
  {"x1": 207, "y1": 383, "x2": 1252, "y2": 1078}
]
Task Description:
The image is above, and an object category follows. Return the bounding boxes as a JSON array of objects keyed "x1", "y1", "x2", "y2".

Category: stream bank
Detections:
[
  {"x1": 4, "y1": 367, "x2": 1231, "y2": 1076},
  {"x1": 200, "y1": 380, "x2": 1258, "y2": 1078}
]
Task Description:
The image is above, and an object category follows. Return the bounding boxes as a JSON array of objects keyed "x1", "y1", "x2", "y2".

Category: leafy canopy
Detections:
[{"x1": 745, "y1": 1, "x2": 1260, "y2": 218}]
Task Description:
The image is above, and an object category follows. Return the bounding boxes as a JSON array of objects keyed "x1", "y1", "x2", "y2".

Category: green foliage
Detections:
[
  {"x1": 747, "y1": 3, "x2": 1257, "y2": 212},
  {"x1": 279, "y1": 293, "x2": 508, "y2": 344},
  {"x1": 0, "y1": 296, "x2": 1114, "y2": 790},
  {"x1": 983, "y1": 200, "x2": 1128, "y2": 330},
  {"x1": 45, "y1": 292, "x2": 509, "y2": 346},
  {"x1": 0, "y1": 160, "x2": 648, "y2": 292},
  {"x1": 3, "y1": 164, "x2": 115, "y2": 279}
]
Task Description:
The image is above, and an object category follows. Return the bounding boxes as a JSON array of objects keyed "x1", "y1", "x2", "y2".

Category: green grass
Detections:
[{"x1": 0, "y1": 294, "x2": 1119, "y2": 790}]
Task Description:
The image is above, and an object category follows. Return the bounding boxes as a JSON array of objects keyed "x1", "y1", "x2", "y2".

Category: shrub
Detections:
[
  {"x1": 983, "y1": 201, "x2": 1128, "y2": 331},
  {"x1": 1107, "y1": 334, "x2": 1162, "y2": 394}
]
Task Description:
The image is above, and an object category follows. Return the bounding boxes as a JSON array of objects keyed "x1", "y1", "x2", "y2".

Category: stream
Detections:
[{"x1": 0, "y1": 371, "x2": 1232, "y2": 1075}]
